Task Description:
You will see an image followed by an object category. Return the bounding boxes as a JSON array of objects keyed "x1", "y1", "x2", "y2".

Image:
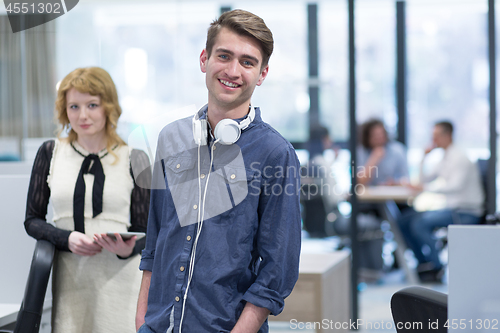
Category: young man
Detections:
[{"x1": 136, "y1": 10, "x2": 301, "y2": 333}]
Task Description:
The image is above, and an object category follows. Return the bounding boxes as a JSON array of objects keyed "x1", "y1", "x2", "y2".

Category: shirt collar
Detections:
[{"x1": 198, "y1": 104, "x2": 262, "y2": 132}]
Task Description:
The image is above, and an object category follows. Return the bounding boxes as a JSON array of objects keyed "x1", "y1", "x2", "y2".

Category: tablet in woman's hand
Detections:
[{"x1": 106, "y1": 232, "x2": 146, "y2": 241}]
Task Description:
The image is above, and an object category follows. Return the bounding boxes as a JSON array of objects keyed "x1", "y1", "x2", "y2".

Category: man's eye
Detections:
[
  {"x1": 243, "y1": 61, "x2": 253, "y2": 67},
  {"x1": 219, "y1": 54, "x2": 228, "y2": 59}
]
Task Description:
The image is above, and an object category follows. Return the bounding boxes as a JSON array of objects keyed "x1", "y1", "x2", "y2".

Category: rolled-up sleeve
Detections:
[
  {"x1": 139, "y1": 158, "x2": 166, "y2": 272},
  {"x1": 242, "y1": 143, "x2": 302, "y2": 316}
]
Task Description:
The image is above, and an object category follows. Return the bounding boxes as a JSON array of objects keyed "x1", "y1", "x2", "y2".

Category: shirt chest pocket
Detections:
[
  {"x1": 164, "y1": 154, "x2": 257, "y2": 227},
  {"x1": 164, "y1": 156, "x2": 197, "y2": 186},
  {"x1": 194, "y1": 166, "x2": 256, "y2": 226},
  {"x1": 213, "y1": 166, "x2": 257, "y2": 207}
]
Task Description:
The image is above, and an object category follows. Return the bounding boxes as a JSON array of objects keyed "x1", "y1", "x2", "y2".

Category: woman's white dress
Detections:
[{"x1": 48, "y1": 140, "x2": 141, "y2": 333}]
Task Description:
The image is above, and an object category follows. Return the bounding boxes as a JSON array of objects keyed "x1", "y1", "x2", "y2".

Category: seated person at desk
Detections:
[
  {"x1": 354, "y1": 120, "x2": 410, "y2": 272},
  {"x1": 398, "y1": 121, "x2": 484, "y2": 282},
  {"x1": 357, "y1": 119, "x2": 409, "y2": 186},
  {"x1": 24, "y1": 67, "x2": 151, "y2": 332}
]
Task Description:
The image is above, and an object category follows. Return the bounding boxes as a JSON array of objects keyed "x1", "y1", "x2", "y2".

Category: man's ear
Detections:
[
  {"x1": 200, "y1": 49, "x2": 208, "y2": 73},
  {"x1": 256, "y1": 65, "x2": 269, "y2": 86}
]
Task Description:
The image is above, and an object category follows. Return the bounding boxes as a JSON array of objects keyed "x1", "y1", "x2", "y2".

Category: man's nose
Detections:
[{"x1": 224, "y1": 60, "x2": 240, "y2": 78}]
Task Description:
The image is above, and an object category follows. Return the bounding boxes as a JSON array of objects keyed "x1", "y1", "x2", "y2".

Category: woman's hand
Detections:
[
  {"x1": 93, "y1": 233, "x2": 136, "y2": 258},
  {"x1": 68, "y1": 231, "x2": 102, "y2": 256},
  {"x1": 369, "y1": 146, "x2": 386, "y2": 165},
  {"x1": 407, "y1": 183, "x2": 424, "y2": 192}
]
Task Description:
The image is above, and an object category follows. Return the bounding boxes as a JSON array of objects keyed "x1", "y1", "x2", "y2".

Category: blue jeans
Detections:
[
  {"x1": 137, "y1": 324, "x2": 156, "y2": 333},
  {"x1": 398, "y1": 209, "x2": 480, "y2": 270}
]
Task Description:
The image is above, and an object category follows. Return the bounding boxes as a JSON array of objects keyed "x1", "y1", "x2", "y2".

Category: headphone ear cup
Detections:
[
  {"x1": 193, "y1": 118, "x2": 208, "y2": 146},
  {"x1": 199, "y1": 119, "x2": 207, "y2": 146},
  {"x1": 214, "y1": 119, "x2": 241, "y2": 145}
]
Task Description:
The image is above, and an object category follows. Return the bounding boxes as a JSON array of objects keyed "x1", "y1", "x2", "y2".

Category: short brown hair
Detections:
[
  {"x1": 55, "y1": 67, "x2": 125, "y2": 160},
  {"x1": 435, "y1": 121, "x2": 453, "y2": 136},
  {"x1": 206, "y1": 9, "x2": 274, "y2": 68}
]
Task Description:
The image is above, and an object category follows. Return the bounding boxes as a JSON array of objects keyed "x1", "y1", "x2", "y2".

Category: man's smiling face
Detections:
[{"x1": 200, "y1": 27, "x2": 269, "y2": 112}]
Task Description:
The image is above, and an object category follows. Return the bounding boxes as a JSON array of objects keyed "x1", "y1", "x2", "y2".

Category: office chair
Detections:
[
  {"x1": 300, "y1": 163, "x2": 329, "y2": 237},
  {"x1": 476, "y1": 159, "x2": 498, "y2": 224},
  {"x1": 301, "y1": 185, "x2": 328, "y2": 237},
  {"x1": 390, "y1": 286, "x2": 447, "y2": 333},
  {"x1": 0, "y1": 240, "x2": 55, "y2": 333}
]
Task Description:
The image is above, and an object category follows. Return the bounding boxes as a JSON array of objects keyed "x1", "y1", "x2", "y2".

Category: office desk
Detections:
[
  {"x1": 358, "y1": 185, "x2": 417, "y2": 203},
  {"x1": 358, "y1": 186, "x2": 419, "y2": 284},
  {"x1": 270, "y1": 251, "x2": 351, "y2": 332}
]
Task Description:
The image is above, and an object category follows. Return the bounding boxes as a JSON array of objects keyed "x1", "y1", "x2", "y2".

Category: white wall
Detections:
[{"x1": 0, "y1": 162, "x2": 52, "y2": 305}]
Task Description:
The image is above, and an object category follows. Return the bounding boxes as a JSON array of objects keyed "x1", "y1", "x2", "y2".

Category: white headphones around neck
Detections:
[{"x1": 192, "y1": 105, "x2": 255, "y2": 146}]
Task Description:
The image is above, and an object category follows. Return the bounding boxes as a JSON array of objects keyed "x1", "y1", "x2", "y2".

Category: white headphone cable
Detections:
[{"x1": 179, "y1": 139, "x2": 218, "y2": 333}]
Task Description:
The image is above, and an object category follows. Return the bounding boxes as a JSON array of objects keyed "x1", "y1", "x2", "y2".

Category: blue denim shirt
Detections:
[{"x1": 140, "y1": 106, "x2": 301, "y2": 333}]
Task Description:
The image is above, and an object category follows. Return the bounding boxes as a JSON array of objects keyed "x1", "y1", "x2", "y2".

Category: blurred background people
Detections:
[
  {"x1": 24, "y1": 67, "x2": 150, "y2": 332},
  {"x1": 301, "y1": 125, "x2": 343, "y2": 238},
  {"x1": 347, "y1": 119, "x2": 410, "y2": 277},
  {"x1": 357, "y1": 119, "x2": 409, "y2": 186},
  {"x1": 398, "y1": 121, "x2": 484, "y2": 282}
]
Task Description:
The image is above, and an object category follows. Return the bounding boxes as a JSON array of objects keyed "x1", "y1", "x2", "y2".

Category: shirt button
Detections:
[
  {"x1": 175, "y1": 296, "x2": 180, "y2": 302},
  {"x1": 180, "y1": 266, "x2": 185, "y2": 272},
  {"x1": 176, "y1": 164, "x2": 181, "y2": 169},
  {"x1": 187, "y1": 235, "x2": 192, "y2": 241},
  {"x1": 200, "y1": 174, "x2": 206, "y2": 179},
  {"x1": 230, "y1": 174, "x2": 236, "y2": 180},
  {"x1": 193, "y1": 204, "x2": 198, "y2": 210}
]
